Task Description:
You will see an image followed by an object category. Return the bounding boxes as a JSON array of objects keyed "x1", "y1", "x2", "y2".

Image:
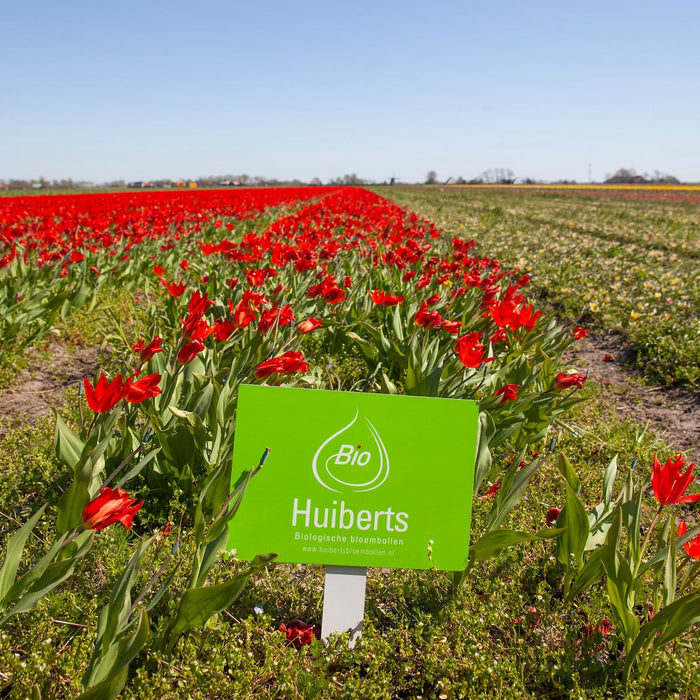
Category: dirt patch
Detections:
[
  {"x1": 0, "y1": 344, "x2": 103, "y2": 434},
  {"x1": 563, "y1": 331, "x2": 700, "y2": 455},
  {"x1": 0, "y1": 336, "x2": 698, "y2": 456}
]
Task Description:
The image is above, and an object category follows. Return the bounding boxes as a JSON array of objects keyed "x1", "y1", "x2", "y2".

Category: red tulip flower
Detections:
[
  {"x1": 454, "y1": 332, "x2": 486, "y2": 368},
  {"x1": 573, "y1": 326, "x2": 589, "y2": 340},
  {"x1": 178, "y1": 339, "x2": 205, "y2": 364},
  {"x1": 415, "y1": 301, "x2": 442, "y2": 329},
  {"x1": 441, "y1": 319, "x2": 462, "y2": 335},
  {"x1": 160, "y1": 279, "x2": 186, "y2": 297},
  {"x1": 82, "y1": 487, "x2": 144, "y2": 531},
  {"x1": 546, "y1": 506, "x2": 561, "y2": 526},
  {"x1": 83, "y1": 372, "x2": 125, "y2": 413},
  {"x1": 678, "y1": 521, "x2": 700, "y2": 559},
  {"x1": 322, "y1": 286, "x2": 346, "y2": 304},
  {"x1": 279, "y1": 619, "x2": 318, "y2": 648},
  {"x1": 258, "y1": 303, "x2": 295, "y2": 333},
  {"x1": 132, "y1": 336, "x2": 163, "y2": 364},
  {"x1": 493, "y1": 384, "x2": 520, "y2": 404},
  {"x1": 231, "y1": 300, "x2": 257, "y2": 329},
  {"x1": 186, "y1": 289, "x2": 214, "y2": 318},
  {"x1": 297, "y1": 317, "x2": 323, "y2": 334},
  {"x1": 181, "y1": 316, "x2": 213, "y2": 342},
  {"x1": 212, "y1": 318, "x2": 235, "y2": 341},
  {"x1": 254, "y1": 351, "x2": 309, "y2": 379},
  {"x1": 369, "y1": 289, "x2": 404, "y2": 306},
  {"x1": 123, "y1": 373, "x2": 162, "y2": 403},
  {"x1": 554, "y1": 373, "x2": 587, "y2": 390},
  {"x1": 479, "y1": 481, "x2": 501, "y2": 500},
  {"x1": 651, "y1": 453, "x2": 700, "y2": 505}
]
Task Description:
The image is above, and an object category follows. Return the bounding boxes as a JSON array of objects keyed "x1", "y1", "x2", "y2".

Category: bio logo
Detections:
[{"x1": 312, "y1": 410, "x2": 389, "y2": 493}]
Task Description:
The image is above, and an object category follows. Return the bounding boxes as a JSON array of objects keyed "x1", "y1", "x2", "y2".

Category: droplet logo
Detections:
[{"x1": 312, "y1": 410, "x2": 390, "y2": 493}]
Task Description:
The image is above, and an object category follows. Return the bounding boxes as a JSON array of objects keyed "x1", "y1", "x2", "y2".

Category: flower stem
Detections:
[{"x1": 638, "y1": 505, "x2": 664, "y2": 572}]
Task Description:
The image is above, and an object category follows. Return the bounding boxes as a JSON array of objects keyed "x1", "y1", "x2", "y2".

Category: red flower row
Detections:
[{"x1": 84, "y1": 371, "x2": 162, "y2": 413}]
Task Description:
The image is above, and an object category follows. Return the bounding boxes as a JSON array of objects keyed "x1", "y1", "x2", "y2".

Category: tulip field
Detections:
[
  {"x1": 383, "y1": 185, "x2": 700, "y2": 389},
  {"x1": 0, "y1": 186, "x2": 698, "y2": 698}
]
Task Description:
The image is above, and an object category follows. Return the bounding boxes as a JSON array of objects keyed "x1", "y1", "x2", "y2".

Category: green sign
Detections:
[{"x1": 228, "y1": 385, "x2": 477, "y2": 570}]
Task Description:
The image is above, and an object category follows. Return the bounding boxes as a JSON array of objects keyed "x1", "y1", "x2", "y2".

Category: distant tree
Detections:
[
  {"x1": 604, "y1": 168, "x2": 639, "y2": 184},
  {"x1": 611, "y1": 168, "x2": 682, "y2": 184},
  {"x1": 329, "y1": 173, "x2": 366, "y2": 186},
  {"x1": 343, "y1": 173, "x2": 365, "y2": 185},
  {"x1": 8, "y1": 179, "x2": 32, "y2": 189},
  {"x1": 651, "y1": 170, "x2": 680, "y2": 184},
  {"x1": 479, "y1": 168, "x2": 515, "y2": 184},
  {"x1": 52, "y1": 178, "x2": 75, "y2": 189},
  {"x1": 425, "y1": 170, "x2": 438, "y2": 185}
]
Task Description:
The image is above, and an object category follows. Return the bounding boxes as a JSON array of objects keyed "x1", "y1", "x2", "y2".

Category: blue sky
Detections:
[{"x1": 2, "y1": 0, "x2": 699, "y2": 184}]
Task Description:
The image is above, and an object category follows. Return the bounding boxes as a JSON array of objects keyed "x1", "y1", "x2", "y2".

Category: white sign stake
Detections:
[{"x1": 321, "y1": 565, "x2": 367, "y2": 647}]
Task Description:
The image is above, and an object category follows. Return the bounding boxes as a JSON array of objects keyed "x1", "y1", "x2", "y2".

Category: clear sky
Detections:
[{"x1": 2, "y1": 0, "x2": 699, "y2": 184}]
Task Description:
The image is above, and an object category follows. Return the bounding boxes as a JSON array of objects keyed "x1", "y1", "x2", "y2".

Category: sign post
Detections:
[
  {"x1": 228, "y1": 385, "x2": 478, "y2": 641},
  {"x1": 321, "y1": 566, "x2": 367, "y2": 646}
]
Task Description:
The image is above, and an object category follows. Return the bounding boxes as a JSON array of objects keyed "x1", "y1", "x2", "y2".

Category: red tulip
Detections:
[
  {"x1": 254, "y1": 351, "x2": 309, "y2": 379},
  {"x1": 123, "y1": 373, "x2": 162, "y2": 403},
  {"x1": 132, "y1": 336, "x2": 163, "y2": 363},
  {"x1": 480, "y1": 481, "x2": 501, "y2": 500},
  {"x1": 212, "y1": 318, "x2": 235, "y2": 341},
  {"x1": 83, "y1": 372, "x2": 124, "y2": 413},
  {"x1": 651, "y1": 454, "x2": 700, "y2": 505},
  {"x1": 546, "y1": 506, "x2": 561, "y2": 526},
  {"x1": 297, "y1": 317, "x2": 323, "y2": 334},
  {"x1": 258, "y1": 303, "x2": 295, "y2": 334},
  {"x1": 82, "y1": 487, "x2": 144, "y2": 531},
  {"x1": 454, "y1": 332, "x2": 485, "y2": 368},
  {"x1": 554, "y1": 373, "x2": 587, "y2": 390},
  {"x1": 493, "y1": 384, "x2": 520, "y2": 404},
  {"x1": 369, "y1": 289, "x2": 404, "y2": 306},
  {"x1": 415, "y1": 301, "x2": 442, "y2": 329},
  {"x1": 181, "y1": 315, "x2": 213, "y2": 342},
  {"x1": 231, "y1": 300, "x2": 257, "y2": 329},
  {"x1": 441, "y1": 319, "x2": 462, "y2": 335},
  {"x1": 573, "y1": 326, "x2": 589, "y2": 340},
  {"x1": 160, "y1": 279, "x2": 186, "y2": 297},
  {"x1": 322, "y1": 287, "x2": 346, "y2": 304},
  {"x1": 678, "y1": 521, "x2": 700, "y2": 559},
  {"x1": 178, "y1": 339, "x2": 205, "y2": 364},
  {"x1": 279, "y1": 619, "x2": 318, "y2": 648}
]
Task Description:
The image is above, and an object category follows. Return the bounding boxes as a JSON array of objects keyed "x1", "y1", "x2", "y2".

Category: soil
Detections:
[
  {"x1": 0, "y1": 344, "x2": 104, "y2": 436},
  {"x1": 0, "y1": 335, "x2": 698, "y2": 455},
  {"x1": 562, "y1": 331, "x2": 700, "y2": 456}
]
